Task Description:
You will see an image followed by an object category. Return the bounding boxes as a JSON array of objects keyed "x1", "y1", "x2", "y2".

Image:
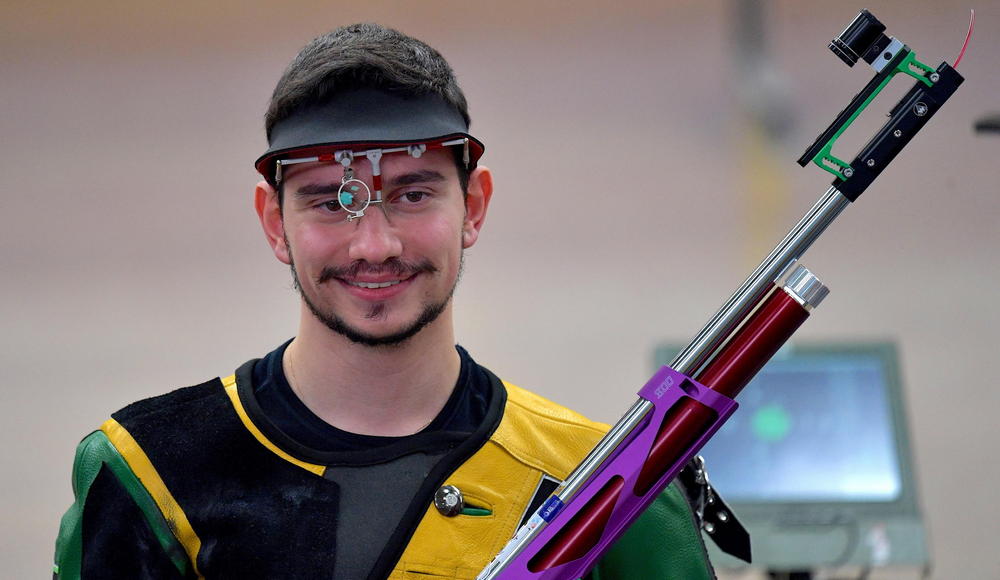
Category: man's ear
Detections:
[
  {"x1": 255, "y1": 180, "x2": 291, "y2": 265},
  {"x1": 462, "y1": 166, "x2": 493, "y2": 249}
]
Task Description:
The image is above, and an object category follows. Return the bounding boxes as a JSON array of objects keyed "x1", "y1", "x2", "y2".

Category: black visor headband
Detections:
[{"x1": 255, "y1": 87, "x2": 485, "y2": 185}]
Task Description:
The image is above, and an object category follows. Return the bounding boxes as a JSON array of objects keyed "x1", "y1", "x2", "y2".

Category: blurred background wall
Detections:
[{"x1": 2, "y1": 0, "x2": 997, "y2": 577}]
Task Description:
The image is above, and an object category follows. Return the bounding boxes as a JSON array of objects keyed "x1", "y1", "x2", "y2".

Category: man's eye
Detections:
[
  {"x1": 401, "y1": 191, "x2": 427, "y2": 203},
  {"x1": 322, "y1": 200, "x2": 344, "y2": 212}
]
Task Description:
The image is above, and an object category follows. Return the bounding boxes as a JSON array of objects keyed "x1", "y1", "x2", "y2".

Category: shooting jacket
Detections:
[{"x1": 54, "y1": 360, "x2": 714, "y2": 579}]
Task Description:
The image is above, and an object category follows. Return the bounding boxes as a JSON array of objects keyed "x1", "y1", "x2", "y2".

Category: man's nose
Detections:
[{"x1": 347, "y1": 207, "x2": 403, "y2": 264}]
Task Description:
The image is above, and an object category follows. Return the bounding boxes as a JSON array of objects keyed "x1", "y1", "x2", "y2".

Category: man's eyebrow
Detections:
[
  {"x1": 387, "y1": 170, "x2": 447, "y2": 187},
  {"x1": 291, "y1": 170, "x2": 446, "y2": 195},
  {"x1": 294, "y1": 182, "x2": 340, "y2": 197}
]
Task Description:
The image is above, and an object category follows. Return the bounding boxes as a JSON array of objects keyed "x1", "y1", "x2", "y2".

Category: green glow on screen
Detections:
[{"x1": 752, "y1": 404, "x2": 792, "y2": 442}]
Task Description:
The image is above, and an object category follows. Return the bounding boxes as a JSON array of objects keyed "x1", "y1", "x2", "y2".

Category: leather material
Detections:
[
  {"x1": 54, "y1": 431, "x2": 193, "y2": 579},
  {"x1": 390, "y1": 382, "x2": 715, "y2": 579},
  {"x1": 391, "y1": 382, "x2": 607, "y2": 578},
  {"x1": 588, "y1": 483, "x2": 715, "y2": 580},
  {"x1": 58, "y1": 374, "x2": 714, "y2": 579},
  {"x1": 678, "y1": 458, "x2": 752, "y2": 564}
]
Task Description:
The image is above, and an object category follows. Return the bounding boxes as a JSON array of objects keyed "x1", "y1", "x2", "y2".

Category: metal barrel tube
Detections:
[
  {"x1": 633, "y1": 266, "x2": 827, "y2": 498},
  {"x1": 671, "y1": 186, "x2": 848, "y2": 376},
  {"x1": 498, "y1": 267, "x2": 831, "y2": 578},
  {"x1": 559, "y1": 187, "x2": 849, "y2": 503},
  {"x1": 696, "y1": 266, "x2": 828, "y2": 399}
]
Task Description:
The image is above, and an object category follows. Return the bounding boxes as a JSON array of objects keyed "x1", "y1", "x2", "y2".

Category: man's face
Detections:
[{"x1": 258, "y1": 148, "x2": 488, "y2": 347}]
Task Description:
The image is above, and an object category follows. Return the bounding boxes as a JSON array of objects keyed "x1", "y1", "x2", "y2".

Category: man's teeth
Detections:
[{"x1": 349, "y1": 280, "x2": 401, "y2": 289}]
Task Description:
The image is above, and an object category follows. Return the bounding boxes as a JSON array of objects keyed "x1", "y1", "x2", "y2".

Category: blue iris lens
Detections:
[{"x1": 340, "y1": 192, "x2": 354, "y2": 206}]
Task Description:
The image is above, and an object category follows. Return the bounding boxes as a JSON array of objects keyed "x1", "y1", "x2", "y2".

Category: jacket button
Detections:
[{"x1": 434, "y1": 485, "x2": 465, "y2": 517}]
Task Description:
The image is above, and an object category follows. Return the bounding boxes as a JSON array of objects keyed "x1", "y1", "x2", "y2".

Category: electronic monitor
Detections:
[{"x1": 653, "y1": 342, "x2": 929, "y2": 571}]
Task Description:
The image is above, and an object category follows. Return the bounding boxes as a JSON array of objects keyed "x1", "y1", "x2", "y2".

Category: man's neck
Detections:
[{"x1": 282, "y1": 303, "x2": 461, "y2": 437}]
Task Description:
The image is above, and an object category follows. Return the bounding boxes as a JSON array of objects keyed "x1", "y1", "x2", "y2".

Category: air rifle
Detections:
[{"x1": 477, "y1": 9, "x2": 966, "y2": 579}]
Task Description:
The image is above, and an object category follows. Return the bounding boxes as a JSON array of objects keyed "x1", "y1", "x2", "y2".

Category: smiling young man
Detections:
[
  {"x1": 54, "y1": 23, "x2": 715, "y2": 580},
  {"x1": 259, "y1": 142, "x2": 488, "y2": 439}
]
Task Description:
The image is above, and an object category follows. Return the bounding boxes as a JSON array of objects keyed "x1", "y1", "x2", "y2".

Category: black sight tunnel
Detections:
[{"x1": 829, "y1": 9, "x2": 890, "y2": 67}]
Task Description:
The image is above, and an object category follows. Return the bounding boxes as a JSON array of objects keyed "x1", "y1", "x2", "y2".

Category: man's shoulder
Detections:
[
  {"x1": 95, "y1": 372, "x2": 258, "y2": 487},
  {"x1": 110, "y1": 376, "x2": 228, "y2": 427},
  {"x1": 492, "y1": 381, "x2": 609, "y2": 480},
  {"x1": 67, "y1": 376, "x2": 232, "y2": 480},
  {"x1": 501, "y1": 382, "x2": 608, "y2": 432}
]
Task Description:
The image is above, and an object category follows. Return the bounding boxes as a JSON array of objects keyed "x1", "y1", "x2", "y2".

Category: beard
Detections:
[{"x1": 289, "y1": 251, "x2": 463, "y2": 348}]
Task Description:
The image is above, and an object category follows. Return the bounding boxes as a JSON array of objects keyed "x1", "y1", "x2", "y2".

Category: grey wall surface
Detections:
[{"x1": 3, "y1": 1, "x2": 998, "y2": 577}]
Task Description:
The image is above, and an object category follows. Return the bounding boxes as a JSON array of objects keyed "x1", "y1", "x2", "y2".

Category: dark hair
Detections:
[
  {"x1": 266, "y1": 23, "x2": 470, "y2": 140},
  {"x1": 265, "y1": 23, "x2": 472, "y2": 199}
]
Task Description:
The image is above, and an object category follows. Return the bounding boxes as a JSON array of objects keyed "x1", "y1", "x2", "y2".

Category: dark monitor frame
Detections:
[{"x1": 653, "y1": 341, "x2": 928, "y2": 568}]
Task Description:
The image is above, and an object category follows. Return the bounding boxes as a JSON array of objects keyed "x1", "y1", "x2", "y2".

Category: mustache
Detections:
[{"x1": 317, "y1": 258, "x2": 438, "y2": 285}]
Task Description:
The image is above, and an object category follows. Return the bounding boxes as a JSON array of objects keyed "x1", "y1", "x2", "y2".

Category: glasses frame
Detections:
[{"x1": 274, "y1": 138, "x2": 470, "y2": 222}]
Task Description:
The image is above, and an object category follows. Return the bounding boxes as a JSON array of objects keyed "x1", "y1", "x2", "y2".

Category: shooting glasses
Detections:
[
  {"x1": 274, "y1": 138, "x2": 472, "y2": 222},
  {"x1": 255, "y1": 88, "x2": 485, "y2": 222}
]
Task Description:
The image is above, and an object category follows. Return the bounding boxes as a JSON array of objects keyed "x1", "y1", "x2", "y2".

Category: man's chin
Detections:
[
  {"x1": 330, "y1": 320, "x2": 427, "y2": 348},
  {"x1": 304, "y1": 298, "x2": 450, "y2": 349}
]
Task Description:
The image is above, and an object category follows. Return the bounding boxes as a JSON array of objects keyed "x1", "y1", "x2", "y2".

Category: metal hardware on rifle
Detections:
[
  {"x1": 477, "y1": 10, "x2": 963, "y2": 580},
  {"x1": 782, "y1": 265, "x2": 829, "y2": 310},
  {"x1": 829, "y1": 9, "x2": 889, "y2": 68},
  {"x1": 678, "y1": 456, "x2": 751, "y2": 563},
  {"x1": 798, "y1": 9, "x2": 963, "y2": 199}
]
